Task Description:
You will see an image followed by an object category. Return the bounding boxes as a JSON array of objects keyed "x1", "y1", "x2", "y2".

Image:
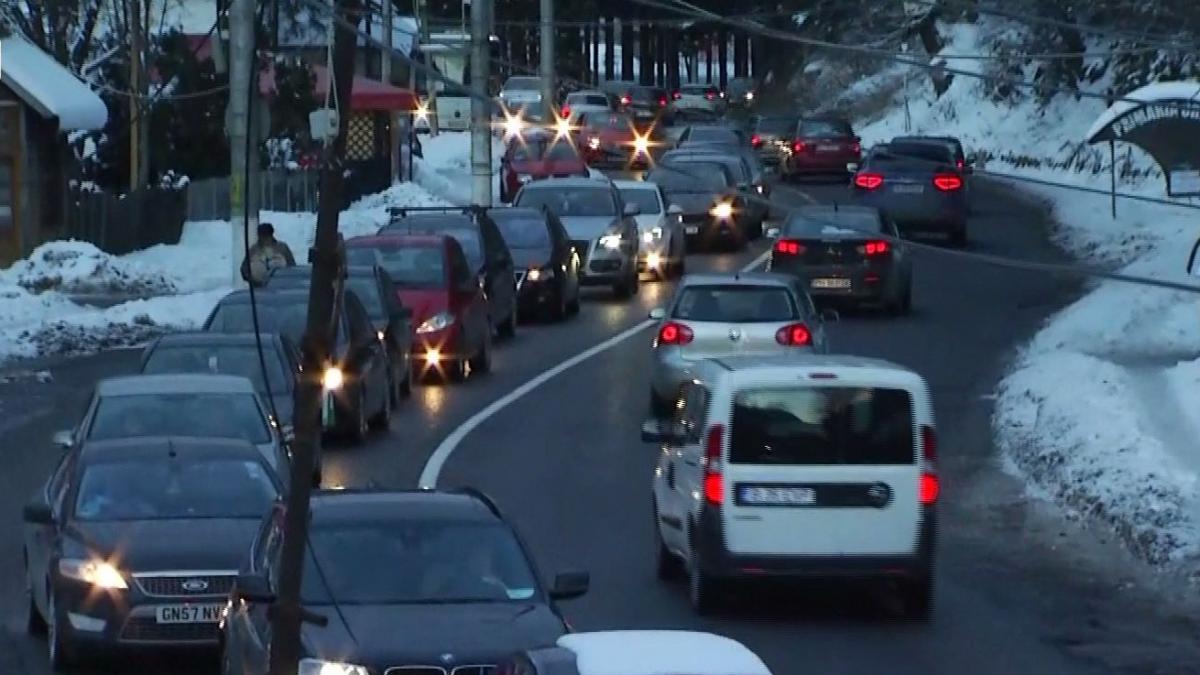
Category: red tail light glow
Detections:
[
  {"x1": 920, "y1": 425, "x2": 938, "y2": 505},
  {"x1": 620, "y1": 94, "x2": 631, "y2": 106},
  {"x1": 672, "y1": 91, "x2": 682, "y2": 100},
  {"x1": 863, "y1": 240, "x2": 889, "y2": 256},
  {"x1": 956, "y1": 159, "x2": 964, "y2": 170},
  {"x1": 792, "y1": 140, "x2": 807, "y2": 153},
  {"x1": 854, "y1": 172, "x2": 884, "y2": 190},
  {"x1": 933, "y1": 174, "x2": 963, "y2": 191},
  {"x1": 775, "y1": 323, "x2": 812, "y2": 346},
  {"x1": 560, "y1": 105, "x2": 570, "y2": 118},
  {"x1": 703, "y1": 424, "x2": 725, "y2": 504},
  {"x1": 704, "y1": 92, "x2": 715, "y2": 100},
  {"x1": 657, "y1": 321, "x2": 694, "y2": 345},
  {"x1": 751, "y1": 133, "x2": 762, "y2": 148},
  {"x1": 658, "y1": 97, "x2": 667, "y2": 107},
  {"x1": 773, "y1": 239, "x2": 805, "y2": 255},
  {"x1": 920, "y1": 473, "x2": 940, "y2": 505}
]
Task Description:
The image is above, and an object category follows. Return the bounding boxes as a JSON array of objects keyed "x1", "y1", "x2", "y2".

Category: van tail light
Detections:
[
  {"x1": 853, "y1": 172, "x2": 884, "y2": 190},
  {"x1": 933, "y1": 174, "x2": 963, "y2": 191},
  {"x1": 919, "y1": 425, "x2": 938, "y2": 505},
  {"x1": 751, "y1": 133, "x2": 762, "y2": 148},
  {"x1": 775, "y1": 323, "x2": 812, "y2": 346},
  {"x1": 620, "y1": 94, "x2": 631, "y2": 106},
  {"x1": 773, "y1": 239, "x2": 805, "y2": 256},
  {"x1": 792, "y1": 139, "x2": 807, "y2": 153},
  {"x1": 657, "y1": 321, "x2": 693, "y2": 346},
  {"x1": 703, "y1": 424, "x2": 725, "y2": 505},
  {"x1": 560, "y1": 105, "x2": 570, "y2": 118},
  {"x1": 861, "y1": 240, "x2": 889, "y2": 256}
]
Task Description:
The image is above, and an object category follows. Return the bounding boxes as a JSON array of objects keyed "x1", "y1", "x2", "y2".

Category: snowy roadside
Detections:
[
  {"x1": 0, "y1": 182, "x2": 448, "y2": 364},
  {"x1": 850, "y1": 21, "x2": 1200, "y2": 567}
]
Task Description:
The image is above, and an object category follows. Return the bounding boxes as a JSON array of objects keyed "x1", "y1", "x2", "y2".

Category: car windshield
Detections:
[
  {"x1": 569, "y1": 94, "x2": 608, "y2": 106},
  {"x1": 88, "y1": 392, "x2": 271, "y2": 444},
  {"x1": 504, "y1": 77, "x2": 539, "y2": 90},
  {"x1": 584, "y1": 113, "x2": 632, "y2": 130},
  {"x1": 786, "y1": 212, "x2": 883, "y2": 237},
  {"x1": 647, "y1": 166, "x2": 730, "y2": 192},
  {"x1": 877, "y1": 143, "x2": 955, "y2": 165},
  {"x1": 799, "y1": 120, "x2": 854, "y2": 137},
  {"x1": 673, "y1": 285, "x2": 798, "y2": 322},
  {"x1": 666, "y1": 155, "x2": 749, "y2": 183},
  {"x1": 74, "y1": 457, "x2": 278, "y2": 522},
  {"x1": 208, "y1": 300, "x2": 309, "y2": 344},
  {"x1": 687, "y1": 128, "x2": 741, "y2": 145},
  {"x1": 629, "y1": 88, "x2": 662, "y2": 102},
  {"x1": 142, "y1": 345, "x2": 289, "y2": 394},
  {"x1": 345, "y1": 277, "x2": 385, "y2": 319},
  {"x1": 302, "y1": 520, "x2": 539, "y2": 604},
  {"x1": 618, "y1": 188, "x2": 662, "y2": 215},
  {"x1": 347, "y1": 245, "x2": 445, "y2": 288},
  {"x1": 494, "y1": 215, "x2": 552, "y2": 249},
  {"x1": 755, "y1": 117, "x2": 797, "y2": 134},
  {"x1": 516, "y1": 187, "x2": 616, "y2": 217},
  {"x1": 682, "y1": 85, "x2": 717, "y2": 94},
  {"x1": 731, "y1": 387, "x2": 915, "y2": 465},
  {"x1": 385, "y1": 220, "x2": 483, "y2": 270}
]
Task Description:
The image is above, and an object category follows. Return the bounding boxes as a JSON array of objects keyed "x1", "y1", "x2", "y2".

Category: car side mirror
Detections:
[
  {"x1": 820, "y1": 308, "x2": 840, "y2": 323},
  {"x1": 233, "y1": 572, "x2": 276, "y2": 604},
  {"x1": 549, "y1": 571, "x2": 589, "y2": 600},
  {"x1": 52, "y1": 430, "x2": 74, "y2": 450},
  {"x1": 648, "y1": 307, "x2": 666, "y2": 320},
  {"x1": 280, "y1": 424, "x2": 296, "y2": 443},
  {"x1": 667, "y1": 204, "x2": 683, "y2": 215},
  {"x1": 641, "y1": 418, "x2": 681, "y2": 443},
  {"x1": 765, "y1": 226, "x2": 781, "y2": 239},
  {"x1": 845, "y1": 162, "x2": 859, "y2": 173},
  {"x1": 23, "y1": 502, "x2": 54, "y2": 525}
]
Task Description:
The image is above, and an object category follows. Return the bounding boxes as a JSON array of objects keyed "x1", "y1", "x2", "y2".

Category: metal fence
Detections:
[
  {"x1": 63, "y1": 187, "x2": 187, "y2": 256},
  {"x1": 186, "y1": 170, "x2": 321, "y2": 222}
]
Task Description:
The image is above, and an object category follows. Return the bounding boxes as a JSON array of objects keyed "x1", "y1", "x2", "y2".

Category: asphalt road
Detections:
[{"x1": 3, "y1": 176, "x2": 1200, "y2": 675}]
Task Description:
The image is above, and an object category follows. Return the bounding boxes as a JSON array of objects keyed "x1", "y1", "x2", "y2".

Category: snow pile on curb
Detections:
[
  {"x1": 854, "y1": 21, "x2": 1200, "y2": 565},
  {"x1": 2, "y1": 241, "x2": 179, "y2": 296},
  {"x1": 413, "y1": 132, "x2": 505, "y2": 205}
]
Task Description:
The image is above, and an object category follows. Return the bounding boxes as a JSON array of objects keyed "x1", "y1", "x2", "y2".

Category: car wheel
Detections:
[
  {"x1": 899, "y1": 575, "x2": 934, "y2": 620},
  {"x1": 25, "y1": 560, "x2": 45, "y2": 635},
  {"x1": 448, "y1": 358, "x2": 469, "y2": 383},
  {"x1": 399, "y1": 359, "x2": 414, "y2": 398},
  {"x1": 613, "y1": 277, "x2": 631, "y2": 299},
  {"x1": 553, "y1": 285, "x2": 569, "y2": 321},
  {"x1": 469, "y1": 331, "x2": 492, "y2": 375},
  {"x1": 653, "y1": 502, "x2": 683, "y2": 581},
  {"x1": 687, "y1": 533, "x2": 720, "y2": 615},
  {"x1": 649, "y1": 388, "x2": 673, "y2": 418},
  {"x1": 498, "y1": 301, "x2": 518, "y2": 340},
  {"x1": 344, "y1": 387, "x2": 368, "y2": 444},
  {"x1": 370, "y1": 379, "x2": 392, "y2": 430},
  {"x1": 674, "y1": 254, "x2": 686, "y2": 278},
  {"x1": 47, "y1": 589, "x2": 78, "y2": 672},
  {"x1": 568, "y1": 285, "x2": 582, "y2": 315}
]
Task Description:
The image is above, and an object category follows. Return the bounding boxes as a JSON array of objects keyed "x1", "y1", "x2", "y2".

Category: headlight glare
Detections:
[
  {"x1": 588, "y1": 137, "x2": 601, "y2": 150},
  {"x1": 710, "y1": 202, "x2": 734, "y2": 220},
  {"x1": 517, "y1": 173, "x2": 533, "y2": 183},
  {"x1": 527, "y1": 268, "x2": 543, "y2": 281},
  {"x1": 59, "y1": 559, "x2": 127, "y2": 589},
  {"x1": 322, "y1": 366, "x2": 344, "y2": 391},
  {"x1": 599, "y1": 234, "x2": 622, "y2": 250},
  {"x1": 416, "y1": 311, "x2": 456, "y2": 334},
  {"x1": 298, "y1": 658, "x2": 370, "y2": 675}
]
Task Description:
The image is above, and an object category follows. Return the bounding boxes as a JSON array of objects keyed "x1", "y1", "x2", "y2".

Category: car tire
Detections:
[
  {"x1": 568, "y1": 284, "x2": 582, "y2": 315},
  {"x1": 400, "y1": 359, "x2": 414, "y2": 398},
  {"x1": 25, "y1": 562, "x2": 45, "y2": 636},
  {"x1": 448, "y1": 358, "x2": 469, "y2": 383},
  {"x1": 469, "y1": 332, "x2": 492, "y2": 375},
  {"x1": 687, "y1": 536, "x2": 721, "y2": 615},
  {"x1": 653, "y1": 503, "x2": 683, "y2": 581},
  {"x1": 552, "y1": 286, "x2": 570, "y2": 321},
  {"x1": 613, "y1": 278, "x2": 631, "y2": 299},
  {"x1": 649, "y1": 388, "x2": 673, "y2": 418},
  {"x1": 370, "y1": 379, "x2": 392, "y2": 430},
  {"x1": 498, "y1": 302, "x2": 518, "y2": 340},
  {"x1": 674, "y1": 254, "x2": 686, "y2": 278},
  {"x1": 344, "y1": 387, "x2": 368, "y2": 444},
  {"x1": 899, "y1": 575, "x2": 934, "y2": 621},
  {"x1": 47, "y1": 589, "x2": 78, "y2": 672}
]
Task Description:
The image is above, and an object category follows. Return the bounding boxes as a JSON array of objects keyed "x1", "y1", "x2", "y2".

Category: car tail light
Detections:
[
  {"x1": 920, "y1": 474, "x2": 940, "y2": 505},
  {"x1": 773, "y1": 239, "x2": 805, "y2": 255},
  {"x1": 920, "y1": 425, "x2": 938, "y2": 505},
  {"x1": 672, "y1": 91, "x2": 682, "y2": 100},
  {"x1": 657, "y1": 321, "x2": 693, "y2": 345},
  {"x1": 620, "y1": 94, "x2": 631, "y2": 106},
  {"x1": 658, "y1": 96, "x2": 667, "y2": 107},
  {"x1": 792, "y1": 139, "x2": 807, "y2": 153},
  {"x1": 704, "y1": 92, "x2": 715, "y2": 100},
  {"x1": 933, "y1": 174, "x2": 963, "y2": 191},
  {"x1": 862, "y1": 240, "x2": 889, "y2": 256},
  {"x1": 560, "y1": 105, "x2": 570, "y2": 118},
  {"x1": 775, "y1": 323, "x2": 812, "y2": 346},
  {"x1": 850, "y1": 141, "x2": 862, "y2": 154},
  {"x1": 956, "y1": 159, "x2": 965, "y2": 170},
  {"x1": 751, "y1": 133, "x2": 762, "y2": 148},
  {"x1": 854, "y1": 172, "x2": 884, "y2": 190},
  {"x1": 703, "y1": 424, "x2": 724, "y2": 505}
]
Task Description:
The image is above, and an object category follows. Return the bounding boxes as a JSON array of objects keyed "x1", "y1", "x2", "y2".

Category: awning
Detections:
[
  {"x1": 259, "y1": 63, "x2": 419, "y2": 112},
  {"x1": 0, "y1": 37, "x2": 108, "y2": 131}
]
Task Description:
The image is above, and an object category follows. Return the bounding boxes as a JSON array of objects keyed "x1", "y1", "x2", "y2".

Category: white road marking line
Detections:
[{"x1": 418, "y1": 192, "x2": 812, "y2": 488}]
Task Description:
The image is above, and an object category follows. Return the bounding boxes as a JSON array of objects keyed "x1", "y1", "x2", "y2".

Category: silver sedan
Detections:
[{"x1": 646, "y1": 272, "x2": 835, "y2": 416}]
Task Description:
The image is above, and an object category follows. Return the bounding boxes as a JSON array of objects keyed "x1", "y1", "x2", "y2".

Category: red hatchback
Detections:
[
  {"x1": 576, "y1": 111, "x2": 664, "y2": 169},
  {"x1": 344, "y1": 234, "x2": 492, "y2": 381},
  {"x1": 499, "y1": 131, "x2": 589, "y2": 203},
  {"x1": 783, "y1": 117, "x2": 862, "y2": 179}
]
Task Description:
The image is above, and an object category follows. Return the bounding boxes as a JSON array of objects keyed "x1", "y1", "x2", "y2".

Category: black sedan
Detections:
[
  {"x1": 768, "y1": 204, "x2": 913, "y2": 314},
  {"x1": 488, "y1": 206, "x2": 581, "y2": 321},
  {"x1": 645, "y1": 163, "x2": 747, "y2": 251},
  {"x1": 221, "y1": 489, "x2": 588, "y2": 675},
  {"x1": 139, "y1": 331, "x2": 300, "y2": 429},
  {"x1": 22, "y1": 437, "x2": 282, "y2": 669},
  {"x1": 204, "y1": 287, "x2": 392, "y2": 443},
  {"x1": 269, "y1": 264, "x2": 415, "y2": 405}
]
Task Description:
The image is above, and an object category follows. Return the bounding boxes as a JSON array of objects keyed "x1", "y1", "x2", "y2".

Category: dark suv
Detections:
[
  {"x1": 220, "y1": 488, "x2": 589, "y2": 675},
  {"x1": 381, "y1": 207, "x2": 519, "y2": 340}
]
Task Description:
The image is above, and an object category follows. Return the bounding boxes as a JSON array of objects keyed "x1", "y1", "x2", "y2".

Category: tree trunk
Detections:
[
  {"x1": 717, "y1": 27, "x2": 728, "y2": 90},
  {"x1": 604, "y1": 16, "x2": 615, "y2": 81},
  {"x1": 705, "y1": 35, "x2": 713, "y2": 84},
  {"x1": 621, "y1": 18, "x2": 635, "y2": 80},
  {"x1": 638, "y1": 22, "x2": 653, "y2": 85},
  {"x1": 733, "y1": 32, "x2": 747, "y2": 78}
]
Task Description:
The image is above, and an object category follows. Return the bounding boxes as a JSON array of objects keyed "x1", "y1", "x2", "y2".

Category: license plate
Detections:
[
  {"x1": 892, "y1": 184, "x2": 925, "y2": 194},
  {"x1": 812, "y1": 278, "x2": 851, "y2": 289},
  {"x1": 155, "y1": 604, "x2": 223, "y2": 624},
  {"x1": 817, "y1": 144, "x2": 840, "y2": 152},
  {"x1": 740, "y1": 485, "x2": 817, "y2": 506},
  {"x1": 685, "y1": 225, "x2": 699, "y2": 235}
]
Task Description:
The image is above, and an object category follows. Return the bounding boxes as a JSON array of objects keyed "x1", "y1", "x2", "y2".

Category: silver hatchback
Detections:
[{"x1": 647, "y1": 273, "x2": 834, "y2": 416}]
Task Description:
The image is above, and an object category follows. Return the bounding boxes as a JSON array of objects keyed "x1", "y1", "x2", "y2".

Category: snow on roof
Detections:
[
  {"x1": 277, "y1": 7, "x2": 419, "y2": 55},
  {"x1": 1085, "y1": 81, "x2": 1200, "y2": 143},
  {"x1": 557, "y1": 631, "x2": 772, "y2": 675},
  {"x1": 0, "y1": 37, "x2": 108, "y2": 131}
]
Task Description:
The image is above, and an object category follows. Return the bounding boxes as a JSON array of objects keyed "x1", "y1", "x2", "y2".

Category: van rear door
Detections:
[{"x1": 721, "y1": 383, "x2": 921, "y2": 556}]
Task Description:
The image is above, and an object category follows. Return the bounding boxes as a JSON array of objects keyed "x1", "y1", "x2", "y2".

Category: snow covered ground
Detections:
[
  {"x1": 0, "y1": 183, "x2": 447, "y2": 363},
  {"x1": 850, "y1": 22, "x2": 1200, "y2": 566}
]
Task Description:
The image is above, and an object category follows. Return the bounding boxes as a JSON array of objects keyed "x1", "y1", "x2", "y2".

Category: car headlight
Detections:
[
  {"x1": 322, "y1": 366, "x2": 344, "y2": 391},
  {"x1": 599, "y1": 234, "x2": 623, "y2": 250},
  {"x1": 59, "y1": 559, "x2": 127, "y2": 590},
  {"x1": 298, "y1": 658, "x2": 370, "y2": 675},
  {"x1": 588, "y1": 136, "x2": 601, "y2": 150},
  {"x1": 710, "y1": 202, "x2": 734, "y2": 220},
  {"x1": 416, "y1": 311, "x2": 456, "y2": 334},
  {"x1": 642, "y1": 227, "x2": 663, "y2": 244},
  {"x1": 745, "y1": 91, "x2": 755, "y2": 101},
  {"x1": 755, "y1": 184, "x2": 765, "y2": 194},
  {"x1": 517, "y1": 173, "x2": 533, "y2": 183}
]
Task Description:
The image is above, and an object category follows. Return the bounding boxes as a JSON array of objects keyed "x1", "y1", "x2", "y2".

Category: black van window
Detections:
[{"x1": 730, "y1": 387, "x2": 914, "y2": 465}]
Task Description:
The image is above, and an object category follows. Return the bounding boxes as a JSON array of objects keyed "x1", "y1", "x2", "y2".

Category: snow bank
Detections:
[
  {"x1": 414, "y1": 132, "x2": 505, "y2": 205},
  {"x1": 2, "y1": 241, "x2": 179, "y2": 296},
  {"x1": 855, "y1": 21, "x2": 1200, "y2": 566}
]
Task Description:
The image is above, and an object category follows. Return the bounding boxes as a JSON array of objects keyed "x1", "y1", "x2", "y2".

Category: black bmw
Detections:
[
  {"x1": 220, "y1": 489, "x2": 589, "y2": 675},
  {"x1": 488, "y1": 206, "x2": 582, "y2": 321}
]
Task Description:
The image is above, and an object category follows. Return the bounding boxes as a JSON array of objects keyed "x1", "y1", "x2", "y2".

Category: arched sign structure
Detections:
[{"x1": 1086, "y1": 81, "x2": 1200, "y2": 197}]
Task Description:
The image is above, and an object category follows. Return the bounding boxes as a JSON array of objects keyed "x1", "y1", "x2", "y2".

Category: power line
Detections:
[
  {"x1": 977, "y1": 168, "x2": 1200, "y2": 210},
  {"x1": 299, "y1": 0, "x2": 1200, "y2": 297}
]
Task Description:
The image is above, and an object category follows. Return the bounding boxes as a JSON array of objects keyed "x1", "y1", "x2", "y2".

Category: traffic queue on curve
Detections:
[{"x1": 19, "y1": 76, "x2": 972, "y2": 674}]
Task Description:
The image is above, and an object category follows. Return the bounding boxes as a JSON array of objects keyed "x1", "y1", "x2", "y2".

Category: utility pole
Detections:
[
  {"x1": 267, "y1": 1, "x2": 361, "y2": 675},
  {"x1": 470, "y1": 0, "x2": 492, "y2": 205},
  {"x1": 129, "y1": 0, "x2": 143, "y2": 192},
  {"x1": 227, "y1": 0, "x2": 257, "y2": 287},
  {"x1": 383, "y1": 0, "x2": 399, "y2": 183},
  {"x1": 539, "y1": 0, "x2": 555, "y2": 121}
]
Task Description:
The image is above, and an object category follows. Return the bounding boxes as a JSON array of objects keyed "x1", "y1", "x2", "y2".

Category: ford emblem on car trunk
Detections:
[{"x1": 181, "y1": 578, "x2": 209, "y2": 592}]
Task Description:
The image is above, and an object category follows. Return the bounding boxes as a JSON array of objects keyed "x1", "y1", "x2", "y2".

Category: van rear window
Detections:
[{"x1": 730, "y1": 387, "x2": 914, "y2": 465}]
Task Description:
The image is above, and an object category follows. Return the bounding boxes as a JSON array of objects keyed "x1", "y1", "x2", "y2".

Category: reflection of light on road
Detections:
[{"x1": 420, "y1": 382, "x2": 447, "y2": 416}]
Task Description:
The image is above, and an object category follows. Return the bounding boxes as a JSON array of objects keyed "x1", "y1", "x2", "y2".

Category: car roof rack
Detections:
[
  {"x1": 445, "y1": 486, "x2": 503, "y2": 517},
  {"x1": 387, "y1": 205, "x2": 485, "y2": 218}
]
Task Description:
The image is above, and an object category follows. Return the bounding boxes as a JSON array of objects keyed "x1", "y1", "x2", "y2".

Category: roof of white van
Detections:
[
  {"x1": 704, "y1": 354, "x2": 925, "y2": 386},
  {"x1": 557, "y1": 631, "x2": 771, "y2": 675}
]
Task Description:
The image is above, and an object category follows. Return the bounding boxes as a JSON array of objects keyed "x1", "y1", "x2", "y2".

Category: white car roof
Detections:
[
  {"x1": 557, "y1": 631, "x2": 771, "y2": 675},
  {"x1": 612, "y1": 179, "x2": 657, "y2": 191}
]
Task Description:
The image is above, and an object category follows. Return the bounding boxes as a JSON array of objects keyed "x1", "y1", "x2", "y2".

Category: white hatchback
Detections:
[
  {"x1": 643, "y1": 354, "x2": 938, "y2": 618},
  {"x1": 614, "y1": 179, "x2": 686, "y2": 279}
]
